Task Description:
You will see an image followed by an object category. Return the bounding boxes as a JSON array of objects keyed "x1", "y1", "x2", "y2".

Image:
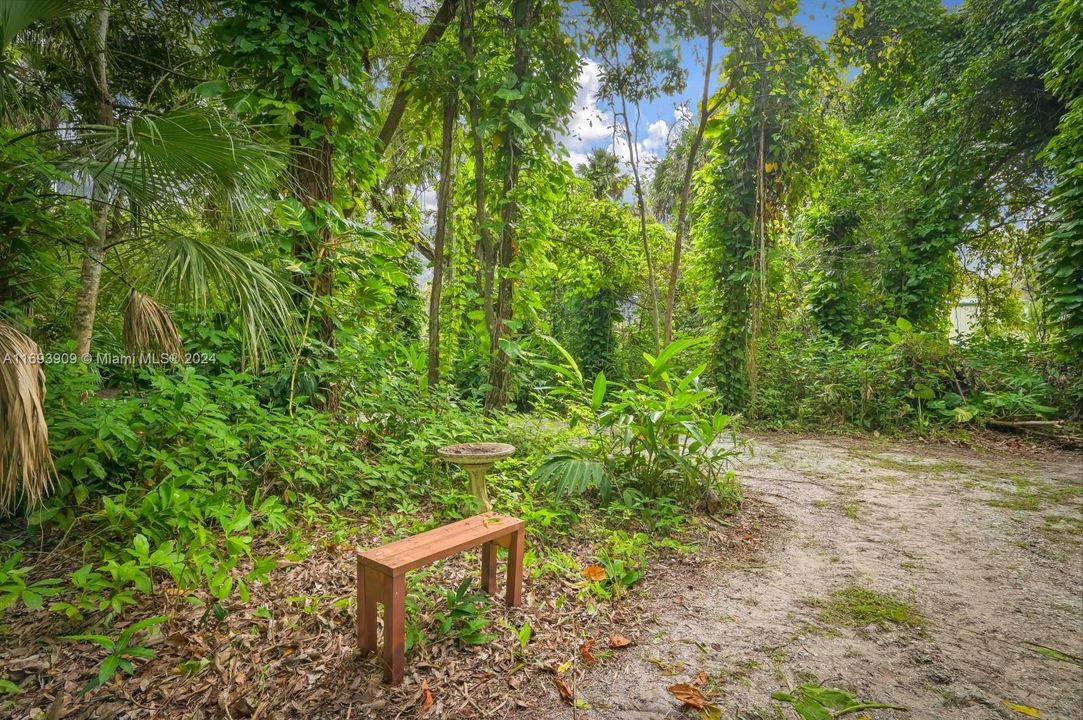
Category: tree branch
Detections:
[{"x1": 376, "y1": 0, "x2": 460, "y2": 155}]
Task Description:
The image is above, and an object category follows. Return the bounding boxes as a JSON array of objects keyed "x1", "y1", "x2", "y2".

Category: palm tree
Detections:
[
  {"x1": 0, "y1": 1, "x2": 296, "y2": 368},
  {"x1": 577, "y1": 147, "x2": 628, "y2": 202}
]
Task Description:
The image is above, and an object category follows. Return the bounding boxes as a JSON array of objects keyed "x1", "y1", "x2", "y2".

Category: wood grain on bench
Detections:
[{"x1": 358, "y1": 512, "x2": 524, "y2": 575}]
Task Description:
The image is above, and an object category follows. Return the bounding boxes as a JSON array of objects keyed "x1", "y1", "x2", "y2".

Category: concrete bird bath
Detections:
[{"x1": 437, "y1": 442, "x2": 515, "y2": 512}]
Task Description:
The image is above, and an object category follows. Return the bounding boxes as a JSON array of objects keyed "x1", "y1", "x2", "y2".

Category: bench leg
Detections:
[
  {"x1": 481, "y1": 541, "x2": 498, "y2": 595},
  {"x1": 506, "y1": 529, "x2": 524, "y2": 607},
  {"x1": 382, "y1": 573, "x2": 406, "y2": 685},
  {"x1": 357, "y1": 565, "x2": 378, "y2": 654}
]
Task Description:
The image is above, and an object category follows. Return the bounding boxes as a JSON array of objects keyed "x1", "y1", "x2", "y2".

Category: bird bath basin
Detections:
[{"x1": 437, "y1": 442, "x2": 515, "y2": 512}]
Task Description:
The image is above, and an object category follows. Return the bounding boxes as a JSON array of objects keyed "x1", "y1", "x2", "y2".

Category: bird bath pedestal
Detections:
[{"x1": 437, "y1": 442, "x2": 515, "y2": 512}]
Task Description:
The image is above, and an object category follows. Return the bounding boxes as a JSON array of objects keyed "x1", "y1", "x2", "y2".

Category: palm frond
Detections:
[
  {"x1": 531, "y1": 447, "x2": 613, "y2": 500},
  {"x1": 0, "y1": 1, "x2": 80, "y2": 124},
  {"x1": 149, "y1": 234, "x2": 298, "y2": 370},
  {"x1": 68, "y1": 105, "x2": 284, "y2": 230},
  {"x1": 0, "y1": 321, "x2": 55, "y2": 514},
  {"x1": 0, "y1": 0, "x2": 73, "y2": 49},
  {"x1": 122, "y1": 290, "x2": 184, "y2": 364}
]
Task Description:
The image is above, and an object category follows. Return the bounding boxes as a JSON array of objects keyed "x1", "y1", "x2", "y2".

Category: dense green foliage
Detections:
[
  {"x1": 751, "y1": 320, "x2": 1074, "y2": 430},
  {"x1": 1039, "y1": 0, "x2": 1083, "y2": 366},
  {"x1": 683, "y1": 0, "x2": 1079, "y2": 416}
]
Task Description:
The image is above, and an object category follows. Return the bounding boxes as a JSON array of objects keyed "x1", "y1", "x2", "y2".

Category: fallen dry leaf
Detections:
[
  {"x1": 580, "y1": 640, "x2": 596, "y2": 666},
  {"x1": 581, "y1": 565, "x2": 607, "y2": 582},
  {"x1": 1001, "y1": 700, "x2": 1041, "y2": 717},
  {"x1": 554, "y1": 677, "x2": 574, "y2": 704},
  {"x1": 609, "y1": 634, "x2": 632, "y2": 648},
  {"x1": 692, "y1": 671, "x2": 708, "y2": 686},
  {"x1": 668, "y1": 683, "x2": 706, "y2": 710},
  {"x1": 419, "y1": 680, "x2": 433, "y2": 714}
]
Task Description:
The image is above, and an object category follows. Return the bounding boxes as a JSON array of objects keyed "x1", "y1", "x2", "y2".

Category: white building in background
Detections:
[{"x1": 950, "y1": 297, "x2": 979, "y2": 340}]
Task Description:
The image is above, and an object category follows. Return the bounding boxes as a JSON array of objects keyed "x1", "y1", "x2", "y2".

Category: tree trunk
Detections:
[
  {"x1": 617, "y1": 91, "x2": 660, "y2": 352},
  {"x1": 460, "y1": 0, "x2": 497, "y2": 346},
  {"x1": 484, "y1": 133, "x2": 519, "y2": 410},
  {"x1": 746, "y1": 114, "x2": 767, "y2": 407},
  {"x1": 483, "y1": 0, "x2": 531, "y2": 412},
  {"x1": 664, "y1": 8, "x2": 714, "y2": 346},
  {"x1": 72, "y1": 3, "x2": 112, "y2": 359},
  {"x1": 288, "y1": 132, "x2": 335, "y2": 349},
  {"x1": 286, "y1": 72, "x2": 337, "y2": 409},
  {"x1": 427, "y1": 93, "x2": 457, "y2": 387},
  {"x1": 378, "y1": 0, "x2": 460, "y2": 154}
]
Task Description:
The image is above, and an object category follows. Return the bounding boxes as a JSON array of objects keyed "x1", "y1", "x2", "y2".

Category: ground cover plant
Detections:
[{"x1": 0, "y1": 0, "x2": 1080, "y2": 717}]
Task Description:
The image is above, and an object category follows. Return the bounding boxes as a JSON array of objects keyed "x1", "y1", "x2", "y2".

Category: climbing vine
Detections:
[
  {"x1": 695, "y1": 7, "x2": 828, "y2": 409},
  {"x1": 1038, "y1": 0, "x2": 1083, "y2": 377}
]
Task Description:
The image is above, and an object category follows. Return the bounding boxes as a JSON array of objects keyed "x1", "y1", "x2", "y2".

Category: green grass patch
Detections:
[
  {"x1": 984, "y1": 475, "x2": 1083, "y2": 513},
  {"x1": 811, "y1": 584, "x2": 923, "y2": 629},
  {"x1": 986, "y1": 493, "x2": 1043, "y2": 511}
]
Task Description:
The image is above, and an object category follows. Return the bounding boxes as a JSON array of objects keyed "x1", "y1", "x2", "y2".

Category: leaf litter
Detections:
[{"x1": 0, "y1": 496, "x2": 776, "y2": 719}]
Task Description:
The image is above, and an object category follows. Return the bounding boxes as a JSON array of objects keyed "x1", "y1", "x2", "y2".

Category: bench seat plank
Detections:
[{"x1": 358, "y1": 511, "x2": 524, "y2": 575}]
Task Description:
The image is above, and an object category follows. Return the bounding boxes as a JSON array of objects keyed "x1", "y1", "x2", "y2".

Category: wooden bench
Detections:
[{"x1": 355, "y1": 512, "x2": 525, "y2": 684}]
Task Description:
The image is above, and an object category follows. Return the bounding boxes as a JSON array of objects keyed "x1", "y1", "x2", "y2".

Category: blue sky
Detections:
[{"x1": 646, "y1": 0, "x2": 843, "y2": 125}]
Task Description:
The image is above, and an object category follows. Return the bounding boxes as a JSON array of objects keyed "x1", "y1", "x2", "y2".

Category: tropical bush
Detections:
[
  {"x1": 532, "y1": 338, "x2": 743, "y2": 511},
  {"x1": 0, "y1": 356, "x2": 527, "y2": 626},
  {"x1": 750, "y1": 320, "x2": 1077, "y2": 432}
]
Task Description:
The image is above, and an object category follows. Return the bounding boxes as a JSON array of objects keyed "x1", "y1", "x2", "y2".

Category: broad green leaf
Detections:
[
  {"x1": 591, "y1": 372, "x2": 607, "y2": 411},
  {"x1": 98, "y1": 655, "x2": 121, "y2": 686}
]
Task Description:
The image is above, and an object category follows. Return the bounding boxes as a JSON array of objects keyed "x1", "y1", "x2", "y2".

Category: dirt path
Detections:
[{"x1": 555, "y1": 434, "x2": 1083, "y2": 720}]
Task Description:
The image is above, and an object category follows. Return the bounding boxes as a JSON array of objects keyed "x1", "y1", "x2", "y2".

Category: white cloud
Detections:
[
  {"x1": 609, "y1": 117, "x2": 669, "y2": 183},
  {"x1": 642, "y1": 119, "x2": 669, "y2": 154},
  {"x1": 554, "y1": 60, "x2": 686, "y2": 185},
  {"x1": 419, "y1": 187, "x2": 437, "y2": 214},
  {"x1": 565, "y1": 58, "x2": 613, "y2": 144},
  {"x1": 566, "y1": 150, "x2": 590, "y2": 169},
  {"x1": 556, "y1": 58, "x2": 615, "y2": 169}
]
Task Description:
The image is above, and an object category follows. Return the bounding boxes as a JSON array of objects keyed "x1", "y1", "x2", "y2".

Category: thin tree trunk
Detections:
[
  {"x1": 72, "y1": 3, "x2": 112, "y2": 359},
  {"x1": 618, "y1": 91, "x2": 660, "y2": 352},
  {"x1": 378, "y1": 0, "x2": 460, "y2": 154},
  {"x1": 285, "y1": 26, "x2": 338, "y2": 409},
  {"x1": 288, "y1": 133, "x2": 335, "y2": 348},
  {"x1": 427, "y1": 93, "x2": 457, "y2": 387},
  {"x1": 484, "y1": 0, "x2": 531, "y2": 411},
  {"x1": 664, "y1": 7, "x2": 714, "y2": 346},
  {"x1": 747, "y1": 114, "x2": 766, "y2": 407},
  {"x1": 460, "y1": 0, "x2": 496, "y2": 344}
]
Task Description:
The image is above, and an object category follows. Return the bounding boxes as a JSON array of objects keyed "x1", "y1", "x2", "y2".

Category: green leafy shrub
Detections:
[
  {"x1": 63, "y1": 615, "x2": 170, "y2": 693},
  {"x1": 431, "y1": 577, "x2": 495, "y2": 646},
  {"x1": 532, "y1": 337, "x2": 743, "y2": 508},
  {"x1": 750, "y1": 320, "x2": 1077, "y2": 431},
  {"x1": 0, "y1": 553, "x2": 64, "y2": 611},
  {"x1": 1, "y1": 356, "x2": 526, "y2": 635}
]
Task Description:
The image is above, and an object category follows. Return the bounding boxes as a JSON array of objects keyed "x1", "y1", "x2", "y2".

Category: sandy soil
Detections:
[{"x1": 543, "y1": 433, "x2": 1083, "y2": 720}]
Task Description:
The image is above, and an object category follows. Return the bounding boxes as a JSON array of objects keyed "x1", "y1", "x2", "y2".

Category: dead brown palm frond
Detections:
[
  {"x1": 0, "y1": 321, "x2": 55, "y2": 514},
  {"x1": 122, "y1": 290, "x2": 185, "y2": 365}
]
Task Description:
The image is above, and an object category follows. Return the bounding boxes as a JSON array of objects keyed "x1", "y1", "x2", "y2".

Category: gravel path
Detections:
[{"x1": 557, "y1": 433, "x2": 1083, "y2": 720}]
